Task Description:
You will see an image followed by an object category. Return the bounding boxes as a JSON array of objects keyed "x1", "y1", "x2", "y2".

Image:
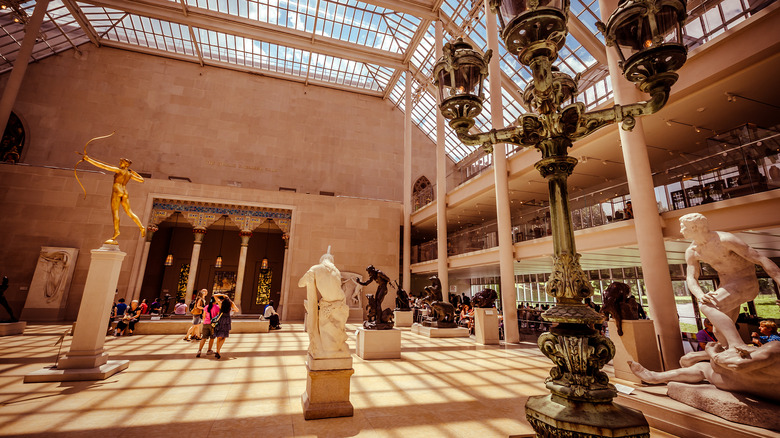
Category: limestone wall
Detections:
[
  {"x1": 0, "y1": 164, "x2": 401, "y2": 321},
  {"x1": 2, "y1": 44, "x2": 452, "y2": 202}
]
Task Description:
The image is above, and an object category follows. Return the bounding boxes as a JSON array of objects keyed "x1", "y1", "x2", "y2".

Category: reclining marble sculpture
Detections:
[{"x1": 630, "y1": 213, "x2": 780, "y2": 403}]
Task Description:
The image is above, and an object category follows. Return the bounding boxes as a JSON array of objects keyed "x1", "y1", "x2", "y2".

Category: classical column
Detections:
[
  {"x1": 435, "y1": 20, "x2": 450, "y2": 302},
  {"x1": 484, "y1": 0, "x2": 520, "y2": 343},
  {"x1": 402, "y1": 70, "x2": 413, "y2": 294},
  {"x1": 280, "y1": 233, "x2": 291, "y2": 321},
  {"x1": 184, "y1": 228, "x2": 206, "y2": 306},
  {"x1": 131, "y1": 224, "x2": 158, "y2": 301},
  {"x1": 0, "y1": 0, "x2": 50, "y2": 132},
  {"x1": 600, "y1": 0, "x2": 684, "y2": 370},
  {"x1": 233, "y1": 230, "x2": 252, "y2": 312}
]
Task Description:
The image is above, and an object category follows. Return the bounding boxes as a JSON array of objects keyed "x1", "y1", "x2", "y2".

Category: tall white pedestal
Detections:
[
  {"x1": 302, "y1": 354, "x2": 354, "y2": 420},
  {"x1": 393, "y1": 310, "x2": 413, "y2": 327},
  {"x1": 608, "y1": 319, "x2": 663, "y2": 383},
  {"x1": 356, "y1": 327, "x2": 401, "y2": 359},
  {"x1": 25, "y1": 244, "x2": 129, "y2": 383},
  {"x1": 475, "y1": 308, "x2": 499, "y2": 345}
]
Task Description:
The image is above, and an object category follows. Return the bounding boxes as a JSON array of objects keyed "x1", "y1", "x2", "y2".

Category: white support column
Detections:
[
  {"x1": 600, "y1": 0, "x2": 684, "y2": 370},
  {"x1": 184, "y1": 228, "x2": 206, "y2": 306},
  {"x1": 131, "y1": 225, "x2": 158, "y2": 301},
  {"x1": 403, "y1": 70, "x2": 413, "y2": 293},
  {"x1": 485, "y1": 0, "x2": 520, "y2": 343},
  {"x1": 435, "y1": 20, "x2": 450, "y2": 302},
  {"x1": 0, "y1": 0, "x2": 50, "y2": 132},
  {"x1": 233, "y1": 231, "x2": 252, "y2": 312}
]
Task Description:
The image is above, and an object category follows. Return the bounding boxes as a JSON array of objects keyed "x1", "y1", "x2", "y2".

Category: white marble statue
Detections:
[
  {"x1": 340, "y1": 271, "x2": 363, "y2": 309},
  {"x1": 298, "y1": 248, "x2": 350, "y2": 359},
  {"x1": 629, "y1": 213, "x2": 780, "y2": 402}
]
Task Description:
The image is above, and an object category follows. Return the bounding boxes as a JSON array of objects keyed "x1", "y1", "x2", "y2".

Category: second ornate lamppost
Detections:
[{"x1": 434, "y1": 0, "x2": 687, "y2": 436}]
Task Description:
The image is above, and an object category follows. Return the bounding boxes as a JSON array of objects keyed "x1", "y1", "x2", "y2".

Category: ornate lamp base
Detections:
[{"x1": 526, "y1": 394, "x2": 649, "y2": 438}]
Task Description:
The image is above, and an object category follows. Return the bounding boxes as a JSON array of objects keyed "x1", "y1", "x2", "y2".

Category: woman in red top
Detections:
[{"x1": 196, "y1": 296, "x2": 220, "y2": 358}]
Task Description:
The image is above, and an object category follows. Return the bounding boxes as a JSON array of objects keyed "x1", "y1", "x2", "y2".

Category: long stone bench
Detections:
[{"x1": 111, "y1": 315, "x2": 270, "y2": 334}]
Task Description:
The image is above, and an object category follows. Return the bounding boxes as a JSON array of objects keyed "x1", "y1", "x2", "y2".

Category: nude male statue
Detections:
[
  {"x1": 79, "y1": 153, "x2": 145, "y2": 244},
  {"x1": 680, "y1": 212, "x2": 780, "y2": 349}
]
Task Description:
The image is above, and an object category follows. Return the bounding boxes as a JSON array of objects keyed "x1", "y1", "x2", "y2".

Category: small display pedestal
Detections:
[
  {"x1": 0, "y1": 321, "x2": 26, "y2": 336},
  {"x1": 302, "y1": 354, "x2": 354, "y2": 420},
  {"x1": 356, "y1": 327, "x2": 401, "y2": 359},
  {"x1": 25, "y1": 244, "x2": 129, "y2": 383},
  {"x1": 393, "y1": 310, "x2": 413, "y2": 327},
  {"x1": 411, "y1": 323, "x2": 470, "y2": 338},
  {"x1": 608, "y1": 319, "x2": 663, "y2": 382},
  {"x1": 474, "y1": 308, "x2": 499, "y2": 345}
]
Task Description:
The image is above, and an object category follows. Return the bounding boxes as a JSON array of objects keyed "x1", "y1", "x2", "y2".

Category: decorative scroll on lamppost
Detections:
[{"x1": 434, "y1": 0, "x2": 687, "y2": 436}]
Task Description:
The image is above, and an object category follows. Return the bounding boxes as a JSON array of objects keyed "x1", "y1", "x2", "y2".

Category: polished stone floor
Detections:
[{"x1": 0, "y1": 323, "x2": 678, "y2": 437}]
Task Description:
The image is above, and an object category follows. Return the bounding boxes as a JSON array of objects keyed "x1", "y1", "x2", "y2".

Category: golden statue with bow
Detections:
[{"x1": 75, "y1": 132, "x2": 145, "y2": 245}]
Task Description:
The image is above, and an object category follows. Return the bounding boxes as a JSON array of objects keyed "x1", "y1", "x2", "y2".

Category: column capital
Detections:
[
  {"x1": 145, "y1": 224, "x2": 159, "y2": 242},
  {"x1": 193, "y1": 227, "x2": 206, "y2": 244},
  {"x1": 240, "y1": 231, "x2": 252, "y2": 246}
]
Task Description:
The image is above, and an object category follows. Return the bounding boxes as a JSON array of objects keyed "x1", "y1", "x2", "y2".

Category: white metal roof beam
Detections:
[
  {"x1": 99, "y1": 39, "x2": 385, "y2": 97},
  {"x1": 353, "y1": 0, "x2": 438, "y2": 20},
  {"x1": 61, "y1": 0, "x2": 100, "y2": 47},
  {"x1": 79, "y1": 0, "x2": 406, "y2": 70},
  {"x1": 566, "y1": 13, "x2": 607, "y2": 65}
]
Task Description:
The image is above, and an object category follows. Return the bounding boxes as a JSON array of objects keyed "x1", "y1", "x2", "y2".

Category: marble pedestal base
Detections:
[
  {"x1": 0, "y1": 321, "x2": 26, "y2": 336},
  {"x1": 474, "y1": 308, "x2": 499, "y2": 345},
  {"x1": 302, "y1": 355, "x2": 354, "y2": 420},
  {"x1": 608, "y1": 320, "x2": 663, "y2": 383},
  {"x1": 24, "y1": 360, "x2": 129, "y2": 383},
  {"x1": 668, "y1": 382, "x2": 780, "y2": 432},
  {"x1": 356, "y1": 327, "x2": 401, "y2": 359},
  {"x1": 411, "y1": 323, "x2": 470, "y2": 338},
  {"x1": 393, "y1": 310, "x2": 413, "y2": 327},
  {"x1": 526, "y1": 394, "x2": 649, "y2": 438}
]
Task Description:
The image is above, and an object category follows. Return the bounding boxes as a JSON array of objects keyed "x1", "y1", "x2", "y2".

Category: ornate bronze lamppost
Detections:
[{"x1": 434, "y1": 0, "x2": 687, "y2": 436}]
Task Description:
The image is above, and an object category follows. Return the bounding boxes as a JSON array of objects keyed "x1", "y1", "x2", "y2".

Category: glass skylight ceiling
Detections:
[{"x1": 1, "y1": 0, "x2": 669, "y2": 162}]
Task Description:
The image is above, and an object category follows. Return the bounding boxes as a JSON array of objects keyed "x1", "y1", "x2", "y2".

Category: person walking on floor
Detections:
[
  {"x1": 185, "y1": 289, "x2": 207, "y2": 341},
  {"x1": 196, "y1": 296, "x2": 219, "y2": 358},
  {"x1": 212, "y1": 293, "x2": 239, "y2": 359}
]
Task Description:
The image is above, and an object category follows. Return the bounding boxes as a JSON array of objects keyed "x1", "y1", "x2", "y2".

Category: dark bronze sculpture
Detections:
[
  {"x1": 0, "y1": 276, "x2": 17, "y2": 322},
  {"x1": 358, "y1": 265, "x2": 394, "y2": 330},
  {"x1": 420, "y1": 276, "x2": 457, "y2": 328},
  {"x1": 472, "y1": 288, "x2": 498, "y2": 308},
  {"x1": 394, "y1": 281, "x2": 411, "y2": 311},
  {"x1": 601, "y1": 281, "x2": 640, "y2": 336}
]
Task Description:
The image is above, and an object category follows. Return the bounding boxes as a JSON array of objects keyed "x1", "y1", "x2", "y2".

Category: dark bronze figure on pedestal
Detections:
[
  {"x1": 358, "y1": 265, "x2": 394, "y2": 330},
  {"x1": 420, "y1": 276, "x2": 457, "y2": 328}
]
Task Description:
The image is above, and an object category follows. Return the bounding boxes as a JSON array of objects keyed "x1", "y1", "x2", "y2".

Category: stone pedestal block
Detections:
[
  {"x1": 356, "y1": 327, "x2": 401, "y2": 359},
  {"x1": 393, "y1": 310, "x2": 413, "y2": 327},
  {"x1": 668, "y1": 382, "x2": 780, "y2": 432},
  {"x1": 0, "y1": 321, "x2": 26, "y2": 336},
  {"x1": 608, "y1": 319, "x2": 663, "y2": 382},
  {"x1": 474, "y1": 308, "x2": 499, "y2": 345},
  {"x1": 526, "y1": 394, "x2": 649, "y2": 438},
  {"x1": 25, "y1": 244, "x2": 128, "y2": 383},
  {"x1": 302, "y1": 355, "x2": 354, "y2": 420},
  {"x1": 411, "y1": 323, "x2": 470, "y2": 338}
]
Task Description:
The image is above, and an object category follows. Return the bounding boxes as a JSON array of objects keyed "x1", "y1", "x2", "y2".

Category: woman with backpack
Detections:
[
  {"x1": 196, "y1": 296, "x2": 220, "y2": 357},
  {"x1": 184, "y1": 289, "x2": 207, "y2": 341}
]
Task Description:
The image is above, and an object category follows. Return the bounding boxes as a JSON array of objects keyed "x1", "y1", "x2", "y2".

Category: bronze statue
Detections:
[
  {"x1": 420, "y1": 275, "x2": 457, "y2": 328},
  {"x1": 472, "y1": 288, "x2": 498, "y2": 308},
  {"x1": 600, "y1": 281, "x2": 640, "y2": 336},
  {"x1": 394, "y1": 280, "x2": 411, "y2": 310},
  {"x1": 358, "y1": 265, "x2": 393, "y2": 329},
  {"x1": 75, "y1": 132, "x2": 145, "y2": 245},
  {"x1": 0, "y1": 276, "x2": 18, "y2": 322}
]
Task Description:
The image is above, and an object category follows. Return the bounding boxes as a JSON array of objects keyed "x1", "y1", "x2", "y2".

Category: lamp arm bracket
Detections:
[{"x1": 455, "y1": 126, "x2": 533, "y2": 149}]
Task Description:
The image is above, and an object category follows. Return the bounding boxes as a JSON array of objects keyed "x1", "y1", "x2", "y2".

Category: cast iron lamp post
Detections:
[{"x1": 434, "y1": 0, "x2": 687, "y2": 436}]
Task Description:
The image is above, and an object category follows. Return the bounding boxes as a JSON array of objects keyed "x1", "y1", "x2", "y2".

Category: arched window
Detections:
[{"x1": 413, "y1": 176, "x2": 434, "y2": 210}]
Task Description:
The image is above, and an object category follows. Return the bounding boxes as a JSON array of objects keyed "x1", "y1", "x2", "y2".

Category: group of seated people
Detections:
[
  {"x1": 695, "y1": 317, "x2": 779, "y2": 350},
  {"x1": 517, "y1": 302, "x2": 552, "y2": 333}
]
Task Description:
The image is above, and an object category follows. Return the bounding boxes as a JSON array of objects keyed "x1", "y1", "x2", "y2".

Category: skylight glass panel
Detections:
[
  {"x1": 571, "y1": 0, "x2": 605, "y2": 43},
  {"x1": 183, "y1": 0, "x2": 413, "y2": 54},
  {"x1": 97, "y1": 13, "x2": 196, "y2": 57}
]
